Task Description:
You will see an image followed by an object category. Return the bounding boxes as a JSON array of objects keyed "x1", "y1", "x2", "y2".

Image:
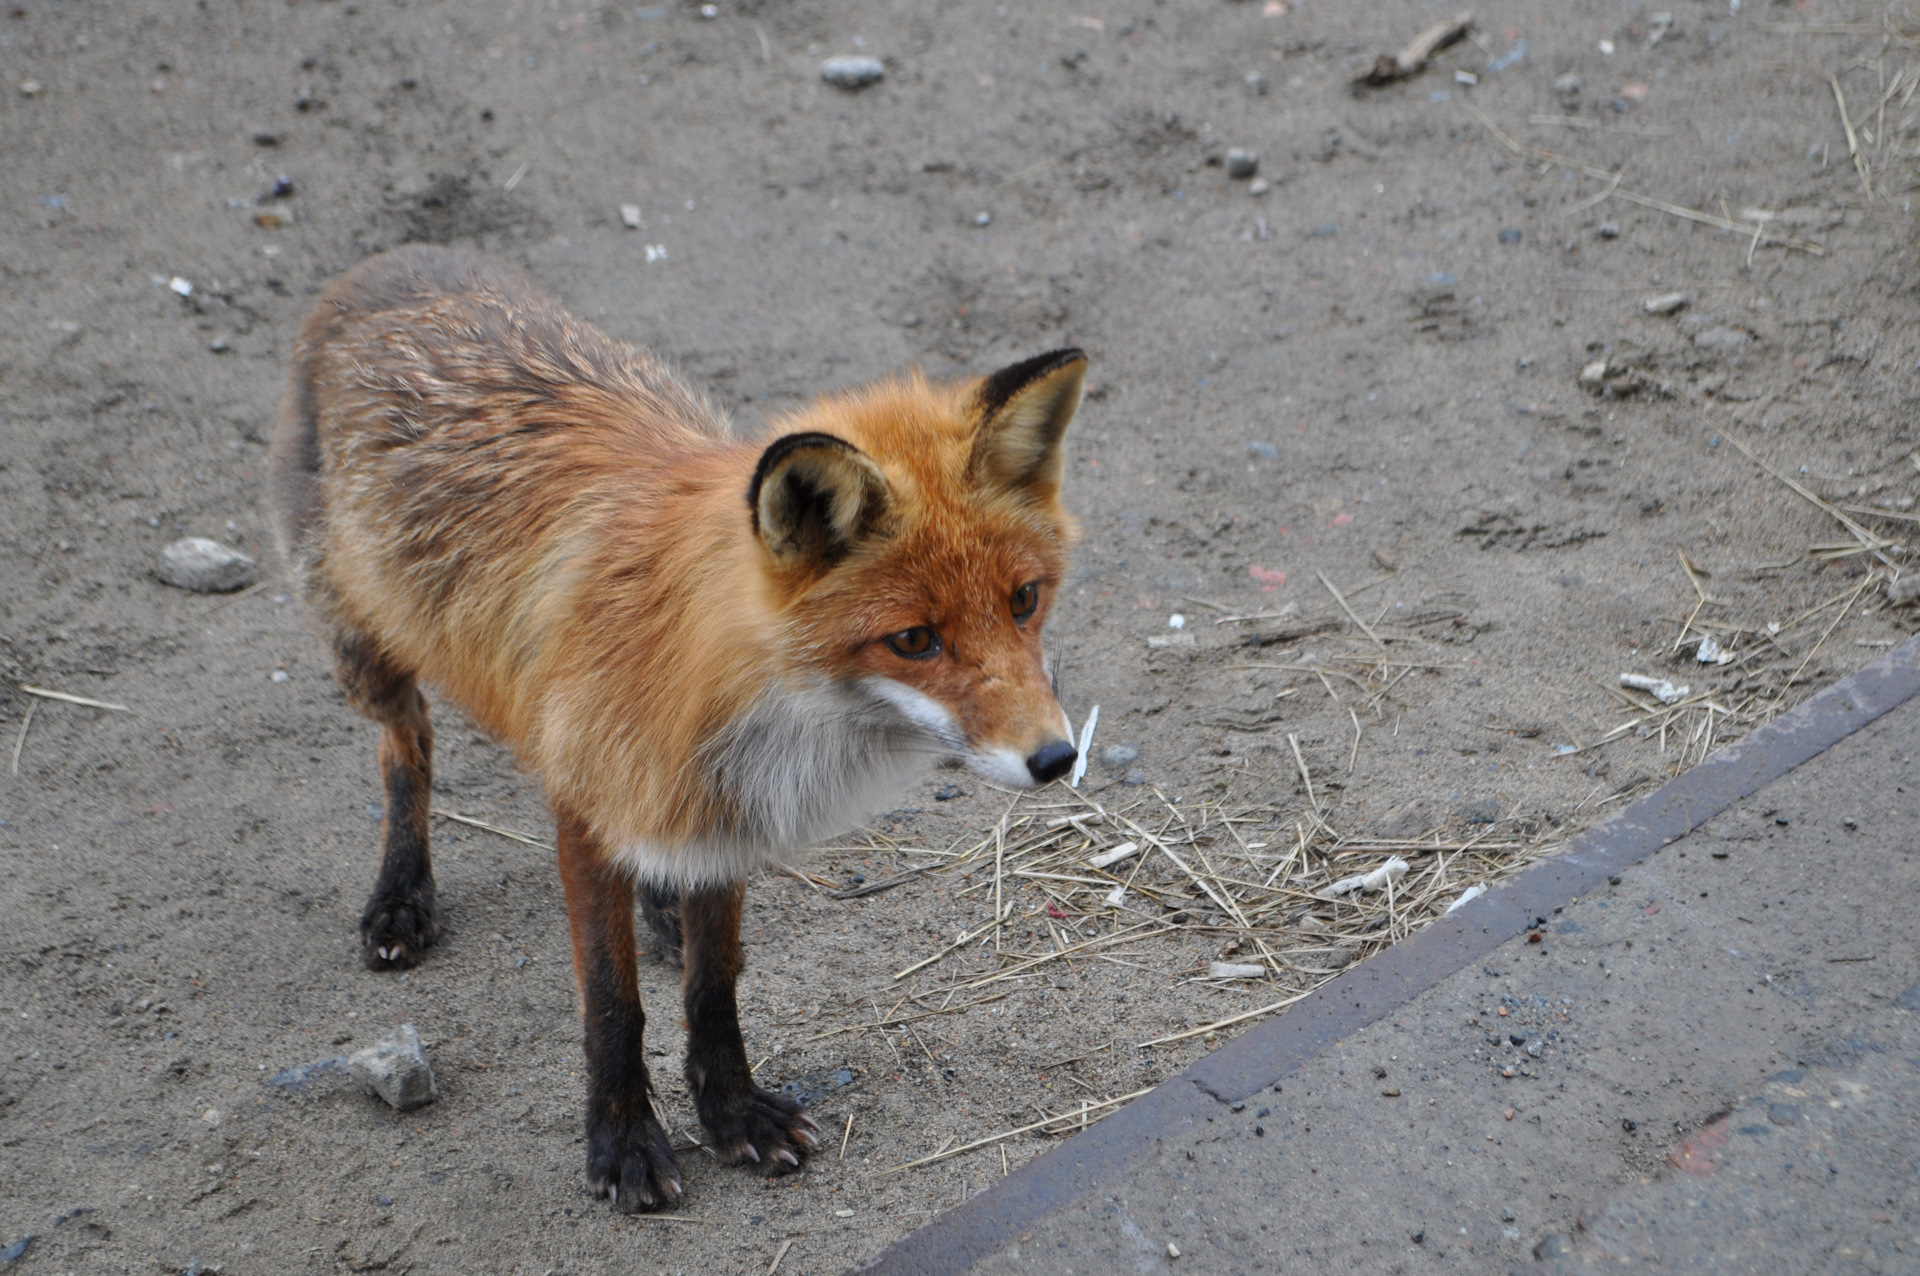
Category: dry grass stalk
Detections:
[
  {"x1": 19, "y1": 684, "x2": 132, "y2": 712},
  {"x1": 430, "y1": 807, "x2": 555, "y2": 850},
  {"x1": 873, "y1": 1086, "x2": 1155, "y2": 1175}
]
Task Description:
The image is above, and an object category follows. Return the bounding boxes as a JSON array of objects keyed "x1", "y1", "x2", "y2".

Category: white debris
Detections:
[
  {"x1": 1620, "y1": 673, "x2": 1689, "y2": 704},
  {"x1": 1444, "y1": 883, "x2": 1488, "y2": 913},
  {"x1": 1642, "y1": 292, "x2": 1690, "y2": 315},
  {"x1": 1104, "y1": 885, "x2": 1129, "y2": 908},
  {"x1": 1695, "y1": 635, "x2": 1734, "y2": 665},
  {"x1": 618, "y1": 203, "x2": 643, "y2": 229},
  {"x1": 1322, "y1": 856, "x2": 1409, "y2": 898},
  {"x1": 168, "y1": 275, "x2": 193, "y2": 297},
  {"x1": 1208, "y1": 961, "x2": 1267, "y2": 980},
  {"x1": 1147, "y1": 632, "x2": 1196, "y2": 649},
  {"x1": 644, "y1": 244, "x2": 667, "y2": 263},
  {"x1": 1578, "y1": 359, "x2": 1608, "y2": 387},
  {"x1": 821, "y1": 55, "x2": 886, "y2": 89},
  {"x1": 1088, "y1": 841, "x2": 1140, "y2": 869},
  {"x1": 1168, "y1": 613, "x2": 1186, "y2": 629},
  {"x1": 1069, "y1": 704, "x2": 1099, "y2": 788}
]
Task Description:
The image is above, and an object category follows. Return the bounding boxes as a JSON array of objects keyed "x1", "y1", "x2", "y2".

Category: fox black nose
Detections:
[{"x1": 1026, "y1": 740, "x2": 1078, "y2": 785}]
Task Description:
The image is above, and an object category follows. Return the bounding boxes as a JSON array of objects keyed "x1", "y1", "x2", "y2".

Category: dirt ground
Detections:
[{"x1": 4, "y1": 1, "x2": 1918, "y2": 1273}]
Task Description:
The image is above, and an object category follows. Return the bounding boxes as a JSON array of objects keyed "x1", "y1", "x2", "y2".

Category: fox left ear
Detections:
[{"x1": 969, "y1": 348, "x2": 1087, "y2": 500}]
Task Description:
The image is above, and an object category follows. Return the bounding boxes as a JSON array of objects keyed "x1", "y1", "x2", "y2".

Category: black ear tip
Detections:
[{"x1": 978, "y1": 349, "x2": 1090, "y2": 420}]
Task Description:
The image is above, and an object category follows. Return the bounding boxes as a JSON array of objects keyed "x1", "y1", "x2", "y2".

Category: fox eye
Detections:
[
  {"x1": 884, "y1": 626, "x2": 940, "y2": 659},
  {"x1": 1011, "y1": 582, "x2": 1040, "y2": 622}
]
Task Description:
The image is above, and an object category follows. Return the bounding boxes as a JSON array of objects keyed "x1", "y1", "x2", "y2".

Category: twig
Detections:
[
  {"x1": 10, "y1": 700, "x2": 34, "y2": 777},
  {"x1": 840, "y1": 1112, "x2": 854, "y2": 1161},
  {"x1": 872, "y1": 1087, "x2": 1153, "y2": 1174},
  {"x1": 430, "y1": 807, "x2": 554, "y2": 850},
  {"x1": 1831, "y1": 74, "x2": 1874, "y2": 199},
  {"x1": 1136, "y1": 988, "x2": 1318, "y2": 1048},
  {"x1": 1316, "y1": 569, "x2": 1387, "y2": 650},
  {"x1": 19, "y1": 684, "x2": 131, "y2": 712},
  {"x1": 767, "y1": 1239, "x2": 794, "y2": 1275}
]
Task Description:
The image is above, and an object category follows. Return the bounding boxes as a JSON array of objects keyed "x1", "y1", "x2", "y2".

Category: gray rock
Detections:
[
  {"x1": 1376, "y1": 798, "x2": 1438, "y2": 838},
  {"x1": 1534, "y1": 1233, "x2": 1574, "y2": 1260},
  {"x1": 1552, "y1": 72, "x2": 1581, "y2": 97},
  {"x1": 1100, "y1": 744, "x2": 1141, "y2": 772},
  {"x1": 1694, "y1": 325, "x2": 1753, "y2": 353},
  {"x1": 348, "y1": 1024, "x2": 436, "y2": 1111},
  {"x1": 821, "y1": 55, "x2": 885, "y2": 89},
  {"x1": 1886, "y1": 576, "x2": 1920, "y2": 606},
  {"x1": 1225, "y1": 148, "x2": 1259, "y2": 179},
  {"x1": 1643, "y1": 292, "x2": 1690, "y2": 315},
  {"x1": 157, "y1": 537, "x2": 256, "y2": 593},
  {"x1": 1454, "y1": 798, "x2": 1501, "y2": 824},
  {"x1": 1597, "y1": 221, "x2": 1621, "y2": 238}
]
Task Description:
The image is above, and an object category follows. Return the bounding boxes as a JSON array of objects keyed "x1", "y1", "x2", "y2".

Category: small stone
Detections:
[
  {"x1": 821, "y1": 55, "x2": 886, "y2": 89},
  {"x1": 1768, "y1": 1102, "x2": 1801, "y2": 1125},
  {"x1": 269, "y1": 175, "x2": 296, "y2": 200},
  {"x1": 1166, "y1": 1243, "x2": 1180, "y2": 1259},
  {"x1": 1225, "y1": 148, "x2": 1259, "y2": 179},
  {"x1": 1376, "y1": 799, "x2": 1438, "y2": 838},
  {"x1": 1411, "y1": 1229, "x2": 1425, "y2": 1244},
  {"x1": 1694, "y1": 325, "x2": 1752, "y2": 352},
  {"x1": 209, "y1": 337, "x2": 230, "y2": 353},
  {"x1": 1101, "y1": 744, "x2": 1141, "y2": 771},
  {"x1": 619, "y1": 203, "x2": 643, "y2": 229},
  {"x1": 1454, "y1": 798, "x2": 1500, "y2": 825},
  {"x1": 1526, "y1": 1039, "x2": 1544, "y2": 1058},
  {"x1": 1643, "y1": 292, "x2": 1689, "y2": 315},
  {"x1": 1553, "y1": 72, "x2": 1581, "y2": 96},
  {"x1": 1534, "y1": 1234, "x2": 1573, "y2": 1260},
  {"x1": 1501, "y1": 1207, "x2": 1516, "y2": 1222},
  {"x1": 972, "y1": 210, "x2": 993, "y2": 227},
  {"x1": 19, "y1": 79, "x2": 43, "y2": 97},
  {"x1": 157, "y1": 537, "x2": 256, "y2": 593},
  {"x1": 1579, "y1": 360, "x2": 1609, "y2": 387},
  {"x1": 348, "y1": 1024, "x2": 437, "y2": 1111},
  {"x1": 1497, "y1": 227, "x2": 1522, "y2": 244},
  {"x1": 932, "y1": 783, "x2": 967, "y2": 801},
  {"x1": 1597, "y1": 221, "x2": 1620, "y2": 238},
  {"x1": 1248, "y1": 177, "x2": 1270, "y2": 196},
  {"x1": 1122, "y1": 769, "x2": 1147, "y2": 787},
  {"x1": 271, "y1": 670, "x2": 290, "y2": 683}
]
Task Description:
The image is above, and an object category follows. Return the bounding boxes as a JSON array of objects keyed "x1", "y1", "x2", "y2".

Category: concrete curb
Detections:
[{"x1": 855, "y1": 635, "x2": 1920, "y2": 1274}]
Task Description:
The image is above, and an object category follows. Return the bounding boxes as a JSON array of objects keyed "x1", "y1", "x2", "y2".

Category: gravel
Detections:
[{"x1": 156, "y1": 537, "x2": 255, "y2": 593}]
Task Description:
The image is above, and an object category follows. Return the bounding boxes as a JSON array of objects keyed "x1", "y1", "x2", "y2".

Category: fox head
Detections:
[{"x1": 747, "y1": 349, "x2": 1087, "y2": 789}]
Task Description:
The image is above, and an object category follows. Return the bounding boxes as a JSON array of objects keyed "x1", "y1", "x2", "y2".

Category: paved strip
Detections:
[{"x1": 857, "y1": 638, "x2": 1920, "y2": 1273}]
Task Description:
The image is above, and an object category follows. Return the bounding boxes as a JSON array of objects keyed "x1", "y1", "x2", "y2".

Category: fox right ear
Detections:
[
  {"x1": 969, "y1": 348, "x2": 1087, "y2": 502},
  {"x1": 749, "y1": 432, "x2": 892, "y2": 570}
]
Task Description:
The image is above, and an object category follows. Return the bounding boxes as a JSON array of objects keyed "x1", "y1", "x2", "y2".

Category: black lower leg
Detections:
[
  {"x1": 360, "y1": 682, "x2": 438, "y2": 970},
  {"x1": 682, "y1": 882, "x2": 818, "y2": 1170},
  {"x1": 558, "y1": 811, "x2": 681, "y2": 1212}
]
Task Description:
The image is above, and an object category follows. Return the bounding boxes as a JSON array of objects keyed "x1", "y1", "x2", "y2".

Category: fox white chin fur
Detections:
[{"x1": 616, "y1": 675, "x2": 1003, "y2": 889}]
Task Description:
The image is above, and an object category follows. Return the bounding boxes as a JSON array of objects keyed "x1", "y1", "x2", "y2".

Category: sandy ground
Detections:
[{"x1": 3, "y1": 1, "x2": 1919, "y2": 1272}]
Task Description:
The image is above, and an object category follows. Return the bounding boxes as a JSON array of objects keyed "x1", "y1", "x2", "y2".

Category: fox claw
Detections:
[
  {"x1": 741, "y1": 1143, "x2": 761, "y2": 1163},
  {"x1": 775, "y1": 1148, "x2": 800, "y2": 1167}
]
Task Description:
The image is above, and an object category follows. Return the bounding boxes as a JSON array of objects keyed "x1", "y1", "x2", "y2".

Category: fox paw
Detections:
[
  {"x1": 359, "y1": 884, "x2": 438, "y2": 970},
  {"x1": 587, "y1": 1112, "x2": 684, "y2": 1213},
  {"x1": 699, "y1": 1086, "x2": 821, "y2": 1173}
]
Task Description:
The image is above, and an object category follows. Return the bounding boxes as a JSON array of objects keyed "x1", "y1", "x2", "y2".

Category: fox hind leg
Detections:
[
  {"x1": 638, "y1": 882, "x2": 684, "y2": 966},
  {"x1": 335, "y1": 632, "x2": 439, "y2": 971},
  {"x1": 681, "y1": 882, "x2": 819, "y2": 1170}
]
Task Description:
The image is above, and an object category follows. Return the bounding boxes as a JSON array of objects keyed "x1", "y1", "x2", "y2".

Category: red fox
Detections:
[{"x1": 269, "y1": 245, "x2": 1085, "y2": 1211}]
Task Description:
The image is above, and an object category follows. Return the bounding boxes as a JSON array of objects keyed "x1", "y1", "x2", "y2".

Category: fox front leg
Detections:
[
  {"x1": 680, "y1": 882, "x2": 820, "y2": 1169},
  {"x1": 555, "y1": 811, "x2": 683, "y2": 1211}
]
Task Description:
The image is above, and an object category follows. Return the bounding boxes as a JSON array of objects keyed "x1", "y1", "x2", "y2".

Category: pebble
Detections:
[
  {"x1": 1579, "y1": 359, "x2": 1610, "y2": 387},
  {"x1": 19, "y1": 79, "x2": 42, "y2": 97},
  {"x1": 619, "y1": 203, "x2": 643, "y2": 229},
  {"x1": 1888, "y1": 577, "x2": 1920, "y2": 607},
  {"x1": 1694, "y1": 325, "x2": 1752, "y2": 352},
  {"x1": 1454, "y1": 798, "x2": 1501, "y2": 824},
  {"x1": 1225, "y1": 148, "x2": 1259, "y2": 179},
  {"x1": 1643, "y1": 292, "x2": 1690, "y2": 315},
  {"x1": 1597, "y1": 222, "x2": 1621, "y2": 238},
  {"x1": 1247, "y1": 177, "x2": 1270, "y2": 196},
  {"x1": 1101, "y1": 743, "x2": 1141, "y2": 771},
  {"x1": 972, "y1": 211, "x2": 993, "y2": 227},
  {"x1": 348, "y1": 1024, "x2": 437, "y2": 1111},
  {"x1": 1497, "y1": 228, "x2": 1523, "y2": 244},
  {"x1": 157, "y1": 537, "x2": 256, "y2": 593},
  {"x1": 821, "y1": 55, "x2": 886, "y2": 89}
]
